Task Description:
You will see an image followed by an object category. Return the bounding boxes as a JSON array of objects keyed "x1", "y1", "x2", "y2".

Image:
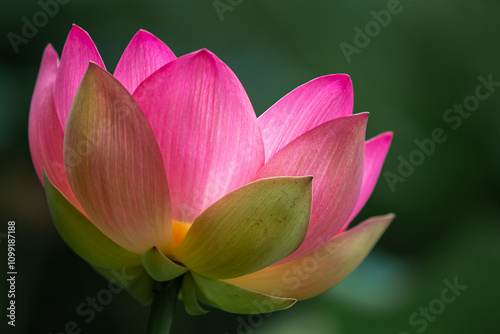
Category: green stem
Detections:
[{"x1": 146, "y1": 277, "x2": 182, "y2": 334}]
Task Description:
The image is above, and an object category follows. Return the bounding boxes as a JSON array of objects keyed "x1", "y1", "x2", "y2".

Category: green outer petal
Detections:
[
  {"x1": 181, "y1": 273, "x2": 209, "y2": 315},
  {"x1": 140, "y1": 247, "x2": 188, "y2": 282},
  {"x1": 93, "y1": 265, "x2": 154, "y2": 305},
  {"x1": 192, "y1": 273, "x2": 296, "y2": 314},
  {"x1": 171, "y1": 176, "x2": 313, "y2": 279},
  {"x1": 44, "y1": 172, "x2": 141, "y2": 268},
  {"x1": 226, "y1": 214, "x2": 394, "y2": 300}
]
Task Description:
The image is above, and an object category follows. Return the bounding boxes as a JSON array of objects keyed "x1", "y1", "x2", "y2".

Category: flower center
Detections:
[{"x1": 172, "y1": 221, "x2": 191, "y2": 245}]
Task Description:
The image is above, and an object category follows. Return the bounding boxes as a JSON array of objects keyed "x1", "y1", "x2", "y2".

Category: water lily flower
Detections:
[{"x1": 29, "y1": 25, "x2": 394, "y2": 317}]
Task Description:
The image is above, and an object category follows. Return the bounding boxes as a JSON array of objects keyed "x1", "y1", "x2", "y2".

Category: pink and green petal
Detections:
[
  {"x1": 54, "y1": 24, "x2": 105, "y2": 127},
  {"x1": 171, "y1": 177, "x2": 313, "y2": 279},
  {"x1": 342, "y1": 132, "x2": 393, "y2": 231},
  {"x1": 114, "y1": 30, "x2": 176, "y2": 94},
  {"x1": 64, "y1": 63, "x2": 173, "y2": 254},
  {"x1": 93, "y1": 266, "x2": 154, "y2": 305},
  {"x1": 256, "y1": 114, "x2": 367, "y2": 264},
  {"x1": 28, "y1": 44, "x2": 84, "y2": 213},
  {"x1": 258, "y1": 74, "x2": 353, "y2": 162},
  {"x1": 44, "y1": 173, "x2": 140, "y2": 268},
  {"x1": 192, "y1": 273, "x2": 296, "y2": 314},
  {"x1": 133, "y1": 49, "x2": 264, "y2": 223},
  {"x1": 140, "y1": 247, "x2": 188, "y2": 282},
  {"x1": 181, "y1": 273, "x2": 209, "y2": 315},
  {"x1": 226, "y1": 214, "x2": 394, "y2": 301}
]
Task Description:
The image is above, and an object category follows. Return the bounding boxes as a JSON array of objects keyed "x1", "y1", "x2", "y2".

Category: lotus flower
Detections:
[{"x1": 29, "y1": 25, "x2": 394, "y2": 314}]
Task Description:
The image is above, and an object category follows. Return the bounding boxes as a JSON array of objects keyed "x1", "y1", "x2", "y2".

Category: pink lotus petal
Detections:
[
  {"x1": 114, "y1": 30, "x2": 176, "y2": 94},
  {"x1": 341, "y1": 132, "x2": 393, "y2": 231},
  {"x1": 256, "y1": 113, "x2": 367, "y2": 264},
  {"x1": 64, "y1": 63, "x2": 173, "y2": 253},
  {"x1": 54, "y1": 24, "x2": 105, "y2": 128},
  {"x1": 134, "y1": 49, "x2": 264, "y2": 223},
  {"x1": 28, "y1": 44, "x2": 84, "y2": 214},
  {"x1": 258, "y1": 74, "x2": 353, "y2": 162}
]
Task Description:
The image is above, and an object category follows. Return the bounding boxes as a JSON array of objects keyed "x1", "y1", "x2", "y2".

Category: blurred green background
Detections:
[{"x1": 1, "y1": 0, "x2": 499, "y2": 333}]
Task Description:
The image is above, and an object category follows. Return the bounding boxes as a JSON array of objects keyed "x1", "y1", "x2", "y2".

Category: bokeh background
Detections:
[{"x1": 1, "y1": 0, "x2": 499, "y2": 333}]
